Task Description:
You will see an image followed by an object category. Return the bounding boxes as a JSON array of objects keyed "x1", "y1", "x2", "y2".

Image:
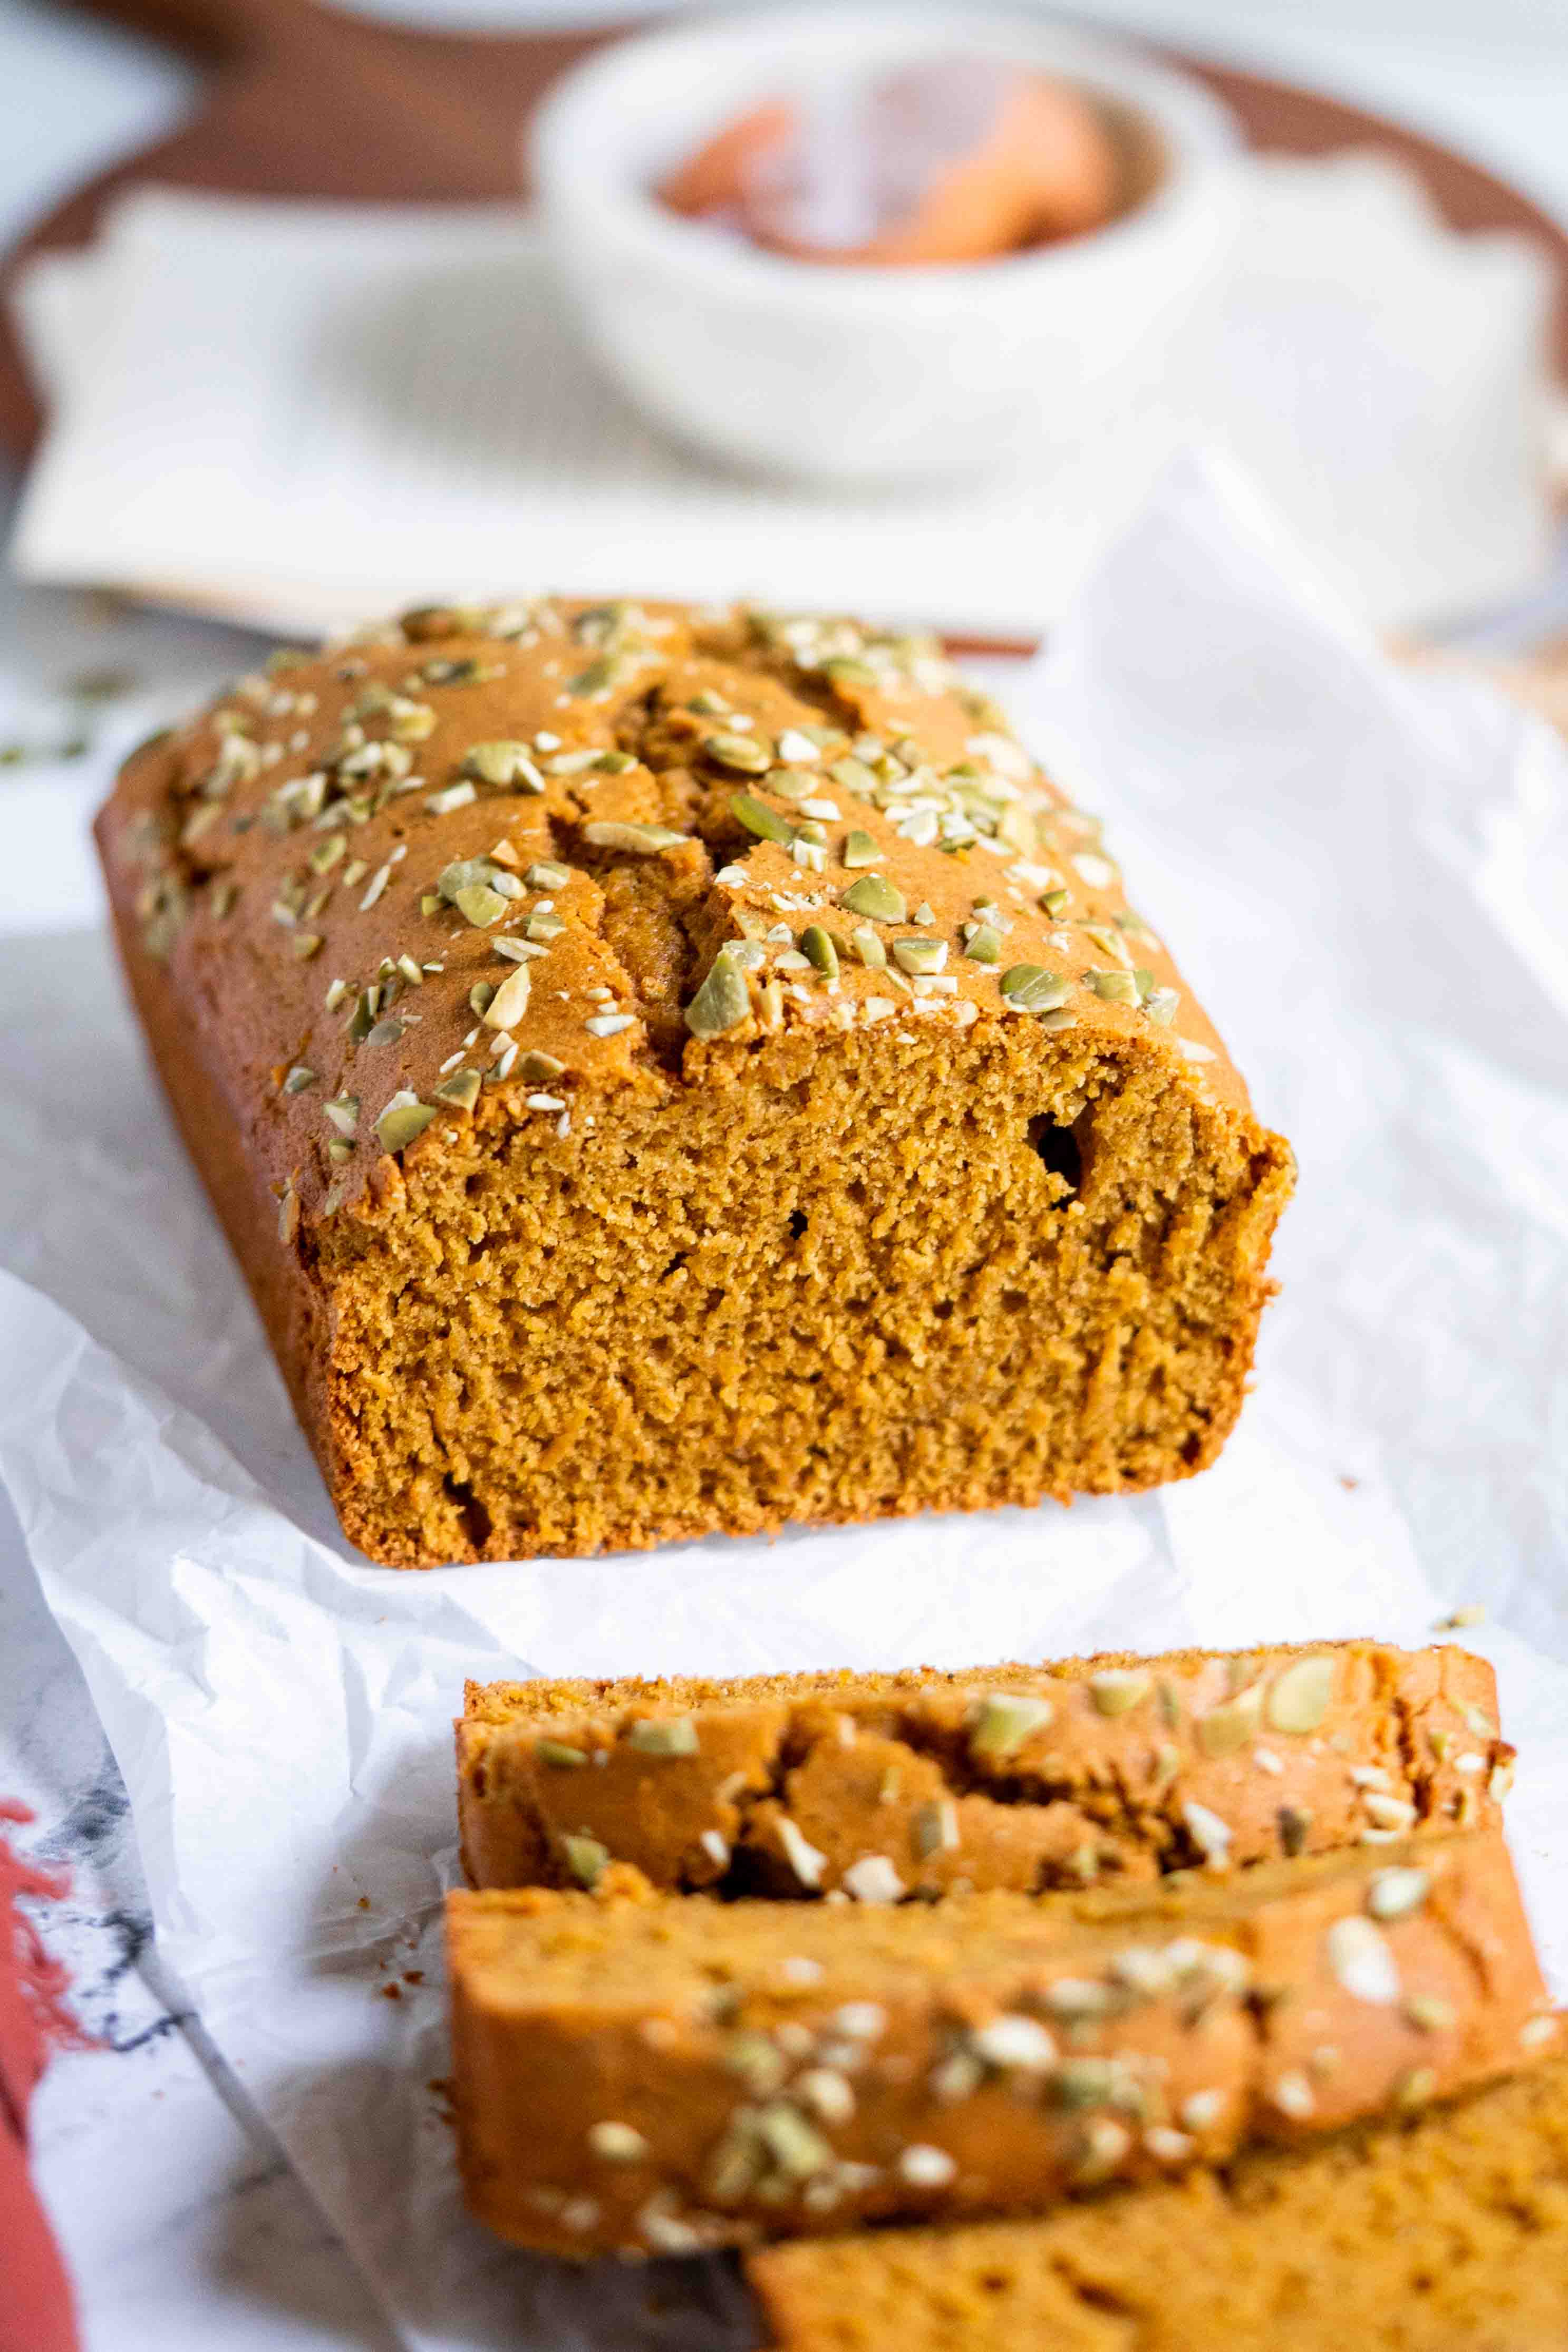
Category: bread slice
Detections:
[
  {"x1": 457, "y1": 1641, "x2": 1512, "y2": 1897},
  {"x1": 446, "y1": 1829, "x2": 1550, "y2": 2259},
  {"x1": 747, "y1": 2036, "x2": 1568, "y2": 2350}
]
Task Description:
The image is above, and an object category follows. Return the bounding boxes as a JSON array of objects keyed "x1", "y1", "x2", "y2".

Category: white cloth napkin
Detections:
[
  {"x1": 2, "y1": 456, "x2": 1566, "y2": 2350},
  {"x1": 7, "y1": 154, "x2": 1555, "y2": 637}
]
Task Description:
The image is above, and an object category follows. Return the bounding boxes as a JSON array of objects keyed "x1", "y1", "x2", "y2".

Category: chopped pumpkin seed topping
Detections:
[
  {"x1": 456, "y1": 885, "x2": 507, "y2": 927},
  {"x1": 800, "y1": 925, "x2": 839, "y2": 977},
  {"x1": 1088, "y1": 968, "x2": 1140, "y2": 1004},
  {"x1": 426, "y1": 780, "x2": 476, "y2": 816},
  {"x1": 583, "y1": 820, "x2": 687, "y2": 854},
  {"x1": 374, "y1": 1093, "x2": 435, "y2": 1153},
  {"x1": 1000, "y1": 965, "x2": 1071, "y2": 1014},
  {"x1": 627, "y1": 1717, "x2": 699, "y2": 1757},
  {"x1": 731, "y1": 792, "x2": 793, "y2": 846},
  {"x1": 562, "y1": 1834, "x2": 609, "y2": 1889},
  {"x1": 707, "y1": 732, "x2": 771, "y2": 775},
  {"x1": 484, "y1": 966, "x2": 533, "y2": 1029},
  {"x1": 685, "y1": 948, "x2": 751, "y2": 1041},
  {"x1": 433, "y1": 1069, "x2": 481, "y2": 1111},
  {"x1": 970, "y1": 1692, "x2": 1053, "y2": 1757},
  {"x1": 892, "y1": 937, "x2": 946, "y2": 976},
  {"x1": 1085, "y1": 1669, "x2": 1148, "y2": 1718},
  {"x1": 840, "y1": 875, "x2": 905, "y2": 924},
  {"x1": 121, "y1": 594, "x2": 1238, "y2": 1241}
]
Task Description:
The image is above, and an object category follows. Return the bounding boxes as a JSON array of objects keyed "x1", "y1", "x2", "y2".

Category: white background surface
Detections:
[{"x1": 1, "y1": 4, "x2": 1567, "y2": 2347}]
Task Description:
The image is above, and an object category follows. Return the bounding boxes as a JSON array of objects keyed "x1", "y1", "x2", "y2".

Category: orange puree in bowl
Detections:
[{"x1": 660, "y1": 59, "x2": 1119, "y2": 264}]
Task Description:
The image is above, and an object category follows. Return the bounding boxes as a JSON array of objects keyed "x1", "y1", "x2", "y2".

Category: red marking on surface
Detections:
[{"x1": 1, "y1": 1801, "x2": 84, "y2": 2352}]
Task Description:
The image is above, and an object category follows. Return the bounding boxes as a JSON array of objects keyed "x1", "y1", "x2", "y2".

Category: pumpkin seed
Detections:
[
  {"x1": 800, "y1": 925, "x2": 838, "y2": 977},
  {"x1": 1089, "y1": 1670, "x2": 1150, "y2": 1718},
  {"x1": 970, "y1": 1691, "x2": 1053, "y2": 1757},
  {"x1": 627, "y1": 1718, "x2": 699, "y2": 1756},
  {"x1": 1266, "y1": 1656, "x2": 1335, "y2": 1735},
  {"x1": 708, "y1": 733, "x2": 771, "y2": 775},
  {"x1": 562, "y1": 1834, "x2": 608, "y2": 1889},
  {"x1": 374, "y1": 1096, "x2": 435, "y2": 1152},
  {"x1": 840, "y1": 875, "x2": 906, "y2": 924},
  {"x1": 1000, "y1": 965, "x2": 1071, "y2": 1014},
  {"x1": 685, "y1": 947, "x2": 751, "y2": 1040}
]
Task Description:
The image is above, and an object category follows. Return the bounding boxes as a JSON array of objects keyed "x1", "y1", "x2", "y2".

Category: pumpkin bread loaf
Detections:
[
  {"x1": 458, "y1": 1640, "x2": 1509, "y2": 1896},
  {"x1": 446, "y1": 1830, "x2": 1551, "y2": 2259},
  {"x1": 746, "y1": 2038, "x2": 1568, "y2": 2351},
  {"x1": 95, "y1": 599, "x2": 1292, "y2": 1566}
]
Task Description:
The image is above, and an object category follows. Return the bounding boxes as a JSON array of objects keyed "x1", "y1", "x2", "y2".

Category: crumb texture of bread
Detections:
[
  {"x1": 444, "y1": 1831, "x2": 1553, "y2": 2259},
  {"x1": 456, "y1": 1641, "x2": 1511, "y2": 1896},
  {"x1": 747, "y1": 2039, "x2": 1568, "y2": 2351},
  {"x1": 94, "y1": 598, "x2": 1292, "y2": 1566}
]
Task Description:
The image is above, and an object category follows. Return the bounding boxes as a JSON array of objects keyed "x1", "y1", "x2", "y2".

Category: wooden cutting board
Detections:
[{"x1": 5, "y1": 0, "x2": 1568, "y2": 477}]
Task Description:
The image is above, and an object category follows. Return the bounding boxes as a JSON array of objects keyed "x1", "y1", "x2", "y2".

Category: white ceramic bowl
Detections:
[{"x1": 528, "y1": 6, "x2": 1243, "y2": 485}]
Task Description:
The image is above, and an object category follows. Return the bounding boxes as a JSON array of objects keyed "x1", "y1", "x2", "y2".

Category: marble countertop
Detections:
[{"x1": 2, "y1": 4, "x2": 1566, "y2": 2345}]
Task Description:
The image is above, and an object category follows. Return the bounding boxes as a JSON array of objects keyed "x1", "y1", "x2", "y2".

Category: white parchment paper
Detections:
[{"x1": 2, "y1": 456, "x2": 1567, "y2": 2349}]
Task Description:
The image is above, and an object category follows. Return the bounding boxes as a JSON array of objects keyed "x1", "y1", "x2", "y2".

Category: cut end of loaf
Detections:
[{"x1": 324, "y1": 1012, "x2": 1291, "y2": 1564}]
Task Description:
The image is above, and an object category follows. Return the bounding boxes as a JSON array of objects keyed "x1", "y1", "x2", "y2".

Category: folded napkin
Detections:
[{"x1": 7, "y1": 153, "x2": 1555, "y2": 637}]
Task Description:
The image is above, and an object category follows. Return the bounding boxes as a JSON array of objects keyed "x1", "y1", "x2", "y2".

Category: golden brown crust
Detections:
[
  {"x1": 445, "y1": 1831, "x2": 1551, "y2": 2259},
  {"x1": 95, "y1": 599, "x2": 1292, "y2": 1565},
  {"x1": 456, "y1": 1641, "x2": 1511, "y2": 1897},
  {"x1": 746, "y1": 2037, "x2": 1568, "y2": 2351}
]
